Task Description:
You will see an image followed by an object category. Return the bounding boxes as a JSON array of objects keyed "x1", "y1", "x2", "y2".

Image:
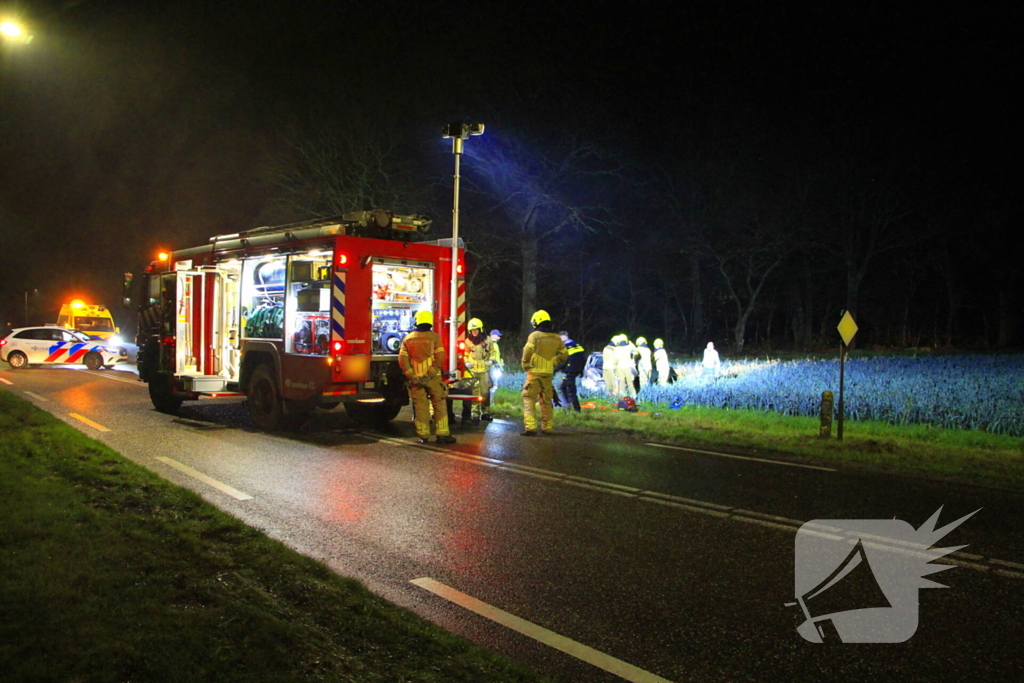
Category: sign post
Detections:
[{"x1": 836, "y1": 311, "x2": 858, "y2": 441}]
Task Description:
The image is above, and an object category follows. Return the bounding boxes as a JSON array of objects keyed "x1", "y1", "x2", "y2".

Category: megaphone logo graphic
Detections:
[{"x1": 791, "y1": 507, "x2": 978, "y2": 643}]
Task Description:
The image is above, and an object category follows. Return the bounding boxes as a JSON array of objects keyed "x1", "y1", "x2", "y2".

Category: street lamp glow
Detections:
[{"x1": 1, "y1": 21, "x2": 24, "y2": 37}]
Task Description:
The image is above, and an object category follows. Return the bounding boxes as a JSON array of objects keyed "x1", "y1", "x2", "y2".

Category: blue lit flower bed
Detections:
[{"x1": 495, "y1": 355, "x2": 1024, "y2": 435}]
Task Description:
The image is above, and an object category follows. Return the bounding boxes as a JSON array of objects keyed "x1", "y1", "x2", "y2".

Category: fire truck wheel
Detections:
[
  {"x1": 149, "y1": 375, "x2": 184, "y2": 414},
  {"x1": 344, "y1": 401, "x2": 402, "y2": 426},
  {"x1": 6, "y1": 351, "x2": 28, "y2": 369},
  {"x1": 84, "y1": 352, "x2": 103, "y2": 371},
  {"x1": 248, "y1": 364, "x2": 284, "y2": 431}
]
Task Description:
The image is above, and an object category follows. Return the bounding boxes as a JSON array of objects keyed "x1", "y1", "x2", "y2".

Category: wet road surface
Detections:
[{"x1": 3, "y1": 366, "x2": 1022, "y2": 682}]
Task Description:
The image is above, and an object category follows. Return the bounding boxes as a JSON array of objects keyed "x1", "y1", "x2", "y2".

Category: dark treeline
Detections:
[
  {"x1": 254, "y1": 91, "x2": 1018, "y2": 355},
  {"x1": 1, "y1": 3, "x2": 1016, "y2": 353}
]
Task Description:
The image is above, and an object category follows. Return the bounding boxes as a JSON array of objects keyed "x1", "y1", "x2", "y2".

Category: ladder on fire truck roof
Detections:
[{"x1": 209, "y1": 210, "x2": 432, "y2": 244}]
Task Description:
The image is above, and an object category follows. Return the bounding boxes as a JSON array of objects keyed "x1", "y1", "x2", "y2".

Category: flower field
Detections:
[{"x1": 497, "y1": 355, "x2": 1024, "y2": 436}]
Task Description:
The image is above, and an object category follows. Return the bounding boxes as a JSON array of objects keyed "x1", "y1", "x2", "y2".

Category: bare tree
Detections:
[
  {"x1": 465, "y1": 127, "x2": 622, "y2": 332},
  {"x1": 705, "y1": 210, "x2": 789, "y2": 354},
  {"x1": 262, "y1": 112, "x2": 430, "y2": 222},
  {"x1": 823, "y1": 149, "x2": 916, "y2": 324}
]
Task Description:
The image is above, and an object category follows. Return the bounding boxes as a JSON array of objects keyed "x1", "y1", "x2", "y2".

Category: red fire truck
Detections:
[{"x1": 130, "y1": 210, "x2": 467, "y2": 431}]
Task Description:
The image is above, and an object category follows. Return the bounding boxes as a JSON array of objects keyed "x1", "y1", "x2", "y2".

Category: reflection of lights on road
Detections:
[{"x1": 60, "y1": 384, "x2": 99, "y2": 414}]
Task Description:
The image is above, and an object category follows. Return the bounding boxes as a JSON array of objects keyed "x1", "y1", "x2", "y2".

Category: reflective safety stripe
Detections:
[
  {"x1": 43, "y1": 342, "x2": 106, "y2": 363},
  {"x1": 457, "y1": 278, "x2": 466, "y2": 345},
  {"x1": 529, "y1": 355, "x2": 556, "y2": 373},
  {"x1": 66, "y1": 345, "x2": 94, "y2": 363},
  {"x1": 44, "y1": 344, "x2": 71, "y2": 362},
  {"x1": 331, "y1": 272, "x2": 347, "y2": 342}
]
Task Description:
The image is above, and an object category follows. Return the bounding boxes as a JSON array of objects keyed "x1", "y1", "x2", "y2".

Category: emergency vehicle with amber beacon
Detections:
[{"x1": 129, "y1": 210, "x2": 466, "y2": 431}]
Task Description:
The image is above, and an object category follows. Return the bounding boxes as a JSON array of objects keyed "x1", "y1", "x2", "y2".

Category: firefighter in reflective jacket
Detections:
[
  {"x1": 602, "y1": 337, "x2": 619, "y2": 394},
  {"x1": 654, "y1": 338, "x2": 671, "y2": 386},
  {"x1": 556, "y1": 331, "x2": 586, "y2": 411},
  {"x1": 521, "y1": 310, "x2": 568, "y2": 435},
  {"x1": 399, "y1": 310, "x2": 456, "y2": 444},
  {"x1": 463, "y1": 317, "x2": 494, "y2": 422}
]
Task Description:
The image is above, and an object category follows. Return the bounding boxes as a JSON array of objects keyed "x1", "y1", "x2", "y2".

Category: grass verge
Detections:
[
  {"x1": 491, "y1": 389, "x2": 1024, "y2": 491},
  {"x1": 0, "y1": 390, "x2": 546, "y2": 683}
]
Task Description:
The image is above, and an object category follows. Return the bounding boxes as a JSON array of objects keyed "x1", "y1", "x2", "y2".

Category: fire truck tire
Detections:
[
  {"x1": 84, "y1": 352, "x2": 103, "y2": 371},
  {"x1": 6, "y1": 351, "x2": 28, "y2": 369},
  {"x1": 344, "y1": 401, "x2": 402, "y2": 426},
  {"x1": 149, "y1": 376, "x2": 183, "y2": 413},
  {"x1": 247, "y1": 364, "x2": 284, "y2": 431}
]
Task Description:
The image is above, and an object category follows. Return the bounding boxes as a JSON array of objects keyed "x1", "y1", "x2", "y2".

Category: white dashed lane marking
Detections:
[
  {"x1": 154, "y1": 457, "x2": 253, "y2": 501},
  {"x1": 411, "y1": 577, "x2": 675, "y2": 683}
]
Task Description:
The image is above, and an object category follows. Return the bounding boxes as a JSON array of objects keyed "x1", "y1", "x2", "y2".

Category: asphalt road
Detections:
[{"x1": 2, "y1": 365, "x2": 1022, "y2": 682}]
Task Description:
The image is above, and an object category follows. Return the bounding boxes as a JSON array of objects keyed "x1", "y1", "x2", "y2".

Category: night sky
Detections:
[{"x1": 1, "y1": 1, "x2": 1018, "y2": 348}]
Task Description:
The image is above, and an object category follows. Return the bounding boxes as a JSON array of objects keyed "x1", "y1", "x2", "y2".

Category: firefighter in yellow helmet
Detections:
[
  {"x1": 602, "y1": 336, "x2": 619, "y2": 394},
  {"x1": 653, "y1": 338, "x2": 671, "y2": 386},
  {"x1": 520, "y1": 310, "x2": 568, "y2": 435},
  {"x1": 614, "y1": 335, "x2": 637, "y2": 399},
  {"x1": 398, "y1": 310, "x2": 455, "y2": 444},
  {"x1": 462, "y1": 317, "x2": 495, "y2": 422},
  {"x1": 635, "y1": 336, "x2": 653, "y2": 390}
]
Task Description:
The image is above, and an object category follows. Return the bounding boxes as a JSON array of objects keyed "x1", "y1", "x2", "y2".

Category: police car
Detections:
[{"x1": 0, "y1": 326, "x2": 129, "y2": 371}]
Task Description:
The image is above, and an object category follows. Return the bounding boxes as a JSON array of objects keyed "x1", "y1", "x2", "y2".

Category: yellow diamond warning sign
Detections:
[{"x1": 837, "y1": 311, "x2": 858, "y2": 346}]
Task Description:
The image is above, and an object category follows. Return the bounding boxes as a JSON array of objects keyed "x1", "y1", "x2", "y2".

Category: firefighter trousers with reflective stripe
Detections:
[
  {"x1": 409, "y1": 374, "x2": 450, "y2": 438},
  {"x1": 522, "y1": 373, "x2": 555, "y2": 432},
  {"x1": 472, "y1": 368, "x2": 492, "y2": 416}
]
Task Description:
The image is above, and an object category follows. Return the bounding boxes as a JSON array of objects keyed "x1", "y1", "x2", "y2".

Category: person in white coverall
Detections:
[
  {"x1": 654, "y1": 338, "x2": 671, "y2": 386},
  {"x1": 602, "y1": 337, "x2": 619, "y2": 395},
  {"x1": 635, "y1": 337, "x2": 653, "y2": 390},
  {"x1": 614, "y1": 335, "x2": 637, "y2": 399},
  {"x1": 702, "y1": 341, "x2": 721, "y2": 375}
]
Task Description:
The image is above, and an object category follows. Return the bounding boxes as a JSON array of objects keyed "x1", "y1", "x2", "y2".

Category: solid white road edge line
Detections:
[
  {"x1": 374, "y1": 436, "x2": 1023, "y2": 579},
  {"x1": 645, "y1": 442, "x2": 837, "y2": 471},
  {"x1": 410, "y1": 577, "x2": 675, "y2": 683},
  {"x1": 24, "y1": 391, "x2": 48, "y2": 402},
  {"x1": 153, "y1": 456, "x2": 253, "y2": 501},
  {"x1": 68, "y1": 412, "x2": 109, "y2": 432}
]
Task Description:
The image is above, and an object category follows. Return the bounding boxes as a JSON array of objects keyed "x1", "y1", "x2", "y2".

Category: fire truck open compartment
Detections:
[
  {"x1": 172, "y1": 259, "x2": 243, "y2": 391},
  {"x1": 371, "y1": 259, "x2": 434, "y2": 356}
]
